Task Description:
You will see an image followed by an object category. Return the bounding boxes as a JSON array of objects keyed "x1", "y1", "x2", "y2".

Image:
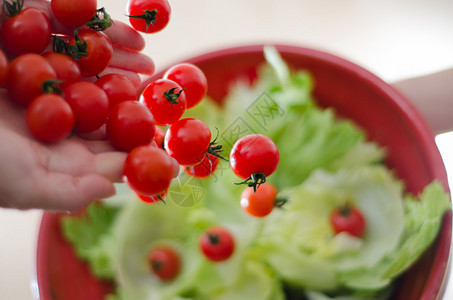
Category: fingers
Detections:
[
  {"x1": 94, "y1": 151, "x2": 127, "y2": 182},
  {"x1": 103, "y1": 20, "x2": 146, "y2": 51},
  {"x1": 34, "y1": 172, "x2": 116, "y2": 212},
  {"x1": 110, "y1": 45, "x2": 155, "y2": 75}
]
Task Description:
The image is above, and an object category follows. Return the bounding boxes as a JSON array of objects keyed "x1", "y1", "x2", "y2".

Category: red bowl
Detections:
[{"x1": 36, "y1": 45, "x2": 452, "y2": 300}]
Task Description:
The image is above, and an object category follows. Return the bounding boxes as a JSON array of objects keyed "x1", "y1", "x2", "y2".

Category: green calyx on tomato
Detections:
[
  {"x1": 52, "y1": 28, "x2": 88, "y2": 61},
  {"x1": 164, "y1": 87, "x2": 185, "y2": 104},
  {"x1": 234, "y1": 172, "x2": 267, "y2": 192},
  {"x1": 126, "y1": 9, "x2": 158, "y2": 34},
  {"x1": 2, "y1": 0, "x2": 23, "y2": 17},
  {"x1": 41, "y1": 79, "x2": 64, "y2": 95},
  {"x1": 86, "y1": 7, "x2": 113, "y2": 31},
  {"x1": 206, "y1": 128, "x2": 229, "y2": 162}
]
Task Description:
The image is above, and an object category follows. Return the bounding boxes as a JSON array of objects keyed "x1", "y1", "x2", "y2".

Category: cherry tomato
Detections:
[
  {"x1": 164, "y1": 63, "x2": 207, "y2": 109},
  {"x1": 140, "y1": 79, "x2": 187, "y2": 126},
  {"x1": 42, "y1": 52, "x2": 81, "y2": 90},
  {"x1": 64, "y1": 82, "x2": 109, "y2": 133},
  {"x1": 153, "y1": 126, "x2": 166, "y2": 149},
  {"x1": 199, "y1": 226, "x2": 235, "y2": 262},
  {"x1": 147, "y1": 245, "x2": 181, "y2": 281},
  {"x1": 185, "y1": 153, "x2": 219, "y2": 178},
  {"x1": 330, "y1": 204, "x2": 366, "y2": 237},
  {"x1": 230, "y1": 134, "x2": 279, "y2": 189},
  {"x1": 0, "y1": 50, "x2": 9, "y2": 87},
  {"x1": 0, "y1": 7, "x2": 51, "y2": 56},
  {"x1": 51, "y1": 0, "x2": 97, "y2": 27},
  {"x1": 127, "y1": 0, "x2": 171, "y2": 34},
  {"x1": 69, "y1": 28, "x2": 113, "y2": 77},
  {"x1": 96, "y1": 73, "x2": 137, "y2": 109},
  {"x1": 123, "y1": 145, "x2": 175, "y2": 196},
  {"x1": 107, "y1": 101, "x2": 156, "y2": 152},
  {"x1": 240, "y1": 182, "x2": 278, "y2": 218},
  {"x1": 164, "y1": 118, "x2": 212, "y2": 166},
  {"x1": 6, "y1": 54, "x2": 57, "y2": 105},
  {"x1": 26, "y1": 94, "x2": 75, "y2": 143},
  {"x1": 136, "y1": 190, "x2": 167, "y2": 204}
]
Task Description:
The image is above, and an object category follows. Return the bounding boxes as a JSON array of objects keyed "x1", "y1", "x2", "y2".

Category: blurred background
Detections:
[{"x1": 1, "y1": 0, "x2": 452, "y2": 299}]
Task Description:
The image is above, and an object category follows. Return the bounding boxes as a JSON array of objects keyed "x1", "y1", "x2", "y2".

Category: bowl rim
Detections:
[{"x1": 37, "y1": 43, "x2": 452, "y2": 300}]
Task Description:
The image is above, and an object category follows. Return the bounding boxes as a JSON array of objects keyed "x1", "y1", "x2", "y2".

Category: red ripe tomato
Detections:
[
  {"x1": 153, "y1": 126, "x2": 166, "y2": 149},
  {"x1": 140, "y1": 79, "x2": 187, "y2": 126},
  {"x1": 69, "y1": 28, "x2": 113, "y2": 77},
  {"x1": 240, "y1": 182, "x2": 278, "y2": 218},
  {"x1": 164, "y1": 118, "x2": 211, "y2": 166},
  {"x1": 64, "y1": 81, "x2": 109, "y2": 133},
  {"x1": 136, "y1": 190, "x2": 166, "y2": 204},
  {"x1": 6, "y1": 54, "x2": 57, "y2": 105},
  {"x1": 123, "y1": 145, "x2": 175, "y2": 196},
  {"x1": 0, "y1": 50, "x2": 9, "y2": 87},
  {"x1": 147, "y1": 245, "x2": 181, "y2": 281},
  {"x1": 164, "y1": 63, "x2": 207, "y2": 109},
  {"x1": 42, "y1": 52, "x2": 81, "y2": 90},
  {"x1": 230, "y1": 134, "x2": 279, "y2": 188},
  {"x1": 199, "y1": 226, "x2": 235, "y2": 262},
  {"x1": 51, "y1": 0, "x2": 97, "y2": 27},
  {"x1": 127, "y1": 0, "x2": 171, "y2": 34},
  {"x1": 107, "y1": 101, "x2": 156, "y2": 152},
  {"x1": 96, "y1": 74, "x2": 137, "y2": 109},
  {"x1": 185, "y1": 153, "x2": 219, "y2": 178},
  {"x1": 26, "y1": 94, "x2": 75, "y2": 143},
  {"x1": 330, "y1": 204, "x2": 366, "y2": 237},
  {"x1": 0, "y1": 7, "x2": 51, "y2": 56}
]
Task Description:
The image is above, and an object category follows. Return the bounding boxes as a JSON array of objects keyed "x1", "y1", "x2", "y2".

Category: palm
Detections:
[{"x1": 0, "y1": 90, "x2": 125, "y2": 210}]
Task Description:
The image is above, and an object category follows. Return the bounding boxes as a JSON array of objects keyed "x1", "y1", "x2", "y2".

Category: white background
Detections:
[{"x1": 1, "y1": 0, "x2": 453, "y2": 299}]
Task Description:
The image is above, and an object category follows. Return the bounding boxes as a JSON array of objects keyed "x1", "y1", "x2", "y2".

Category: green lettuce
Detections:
[{"x1": 60, "y1": 47, "x2": 450, "y2": 300}]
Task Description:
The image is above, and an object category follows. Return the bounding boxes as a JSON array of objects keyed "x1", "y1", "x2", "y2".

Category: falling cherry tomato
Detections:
[
  {"x1": 330, "y1": 203, "x2": 366, "y2": 237},
  {"x1": 230, "y1": 134, "x2": 279, "y2": 191},
  {"x1": 240, "y1": 182, "x2": 283, "y2": 218},
  {"x1": 199, "y1": 226, "x2": 235, "y2": 262},
  {"x1": 127, "y1": 0, "x2": 171, "y2": 34},
  {"x1": 164, "y1": 63, "x2": 207, "y2": 109},
  {"x1": 147, "y1": 245, "x2": 181, "y2": 281}
]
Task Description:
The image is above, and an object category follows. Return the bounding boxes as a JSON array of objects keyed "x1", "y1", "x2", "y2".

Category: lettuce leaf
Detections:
[{"x1": 61, "y1": 202, "x2": 120, "y2": 280}]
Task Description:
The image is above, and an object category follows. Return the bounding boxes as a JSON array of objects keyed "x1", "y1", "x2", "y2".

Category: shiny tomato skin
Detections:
[
  {"x1": 51, "y1": 0, "x2": 97, "y2": 27},
  {"x1": 164, "y1": 63, "x2": 207, "y2": 109},
  {"x1": 107, "y1": 101, "x2": 156, "y2": 152},
  {"x1": 26, "y1": 94, "x2": 75, "y2": 143},
  {"x1": 123, "y1": 145, "x2": 174, "y2": 196},
  {"x1": 199, "y1": 226, "x2": 235, "y2": 262},
  {"x1": 6, "y1": 54, "x2": 57, "y2": 105},
  {"x1": 127, "y1": 0, "x2": 171, "y2": 33},
  {"x1": 0, "y1": 8, "x2": 51, "y2": 56},
  {"x1": 153, "y1": 126, "x2": 166, "y2": 149},
  {"x1": 240, "y1": 182, "x2": 277, "y2": 217},
  {"x1": 42, "y1": 52, "x2": 81, "y2": 90},
  {"x1": 330, "y1": 204, "x2": 366, "y2": 237},
  {"x1": 148, "y1": 245, "x2": 181, "y2": 281},
  {"x1": 229, "y1": 134, "x2": 279, "y2": 180},
  {"x1": 140, "y1": 79, "x2": 187, "y2": 126},
  {"x1": 185, "y1": 153, "x2": 219, "y2": 178},
  {"x1": 64, "y1": 81, "x2": 109, "y2": 133},
  {"x1": 164, "y1": 118, "x2": 211, "y2": 166},
  {"x1": 0, "y1": 50, "x2": 8, "y2": 87},
  {"x1": 69, "y1": 28, "x2": 113, "y2": 77},
  {"x1": 95, "y1": 73, "x2": 137, "y2": 109}
]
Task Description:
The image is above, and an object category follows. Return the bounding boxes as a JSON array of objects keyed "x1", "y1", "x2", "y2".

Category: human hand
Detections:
[
  {"x1": 0, "y1": 0, "x2": 175, "y2": 211},
  {"x1": 0, "y1": 89, "x2": 126, "y2": 211}
]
